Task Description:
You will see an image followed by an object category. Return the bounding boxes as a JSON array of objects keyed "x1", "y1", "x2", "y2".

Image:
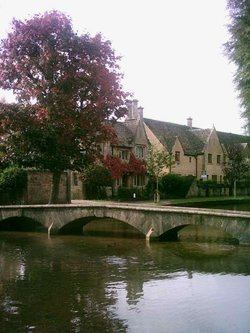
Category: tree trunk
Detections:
[
  {"x1": 49, "y1": 171, "x2": 62, "y2": 204},
  {"x1": 154, "y1": 176, "x2": 160, "y2": 203},
  {"x1": 233, "y1": 179, "x2": 237, "y2": 198},
  {"x1": 66, "y1": 170, "x2": 71, "y2": 203}
]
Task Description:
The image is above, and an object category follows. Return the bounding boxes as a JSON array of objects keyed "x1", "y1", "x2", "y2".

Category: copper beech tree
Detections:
[{"x1": 0, "y1": 11, "x2": 127, "y2": 203}]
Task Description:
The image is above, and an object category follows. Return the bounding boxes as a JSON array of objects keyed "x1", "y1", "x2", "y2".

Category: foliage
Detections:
[
  {"x1": 0, "y1": 11, "x2": 127, "y2": 202},
  {"x1": 127, "y1": 153, "x2": 146, "y2": 174},
  {"x1": 85, "y1": 165, "x2": 113, "y2": 187},
  {"x1": 146, "y1": 145, "x2": 171, "y2": 202},
  {"x1": 0, "y1": 166, "x2": 27, "y2": 191},
  {"x1": 223, "y1": 144, "x2": 249, "y2": 184},
  {"x1": 197, "y1": 179, "x2": 222, "y2": 189},
  {"x1": 146, "y1": 146, "x2": 171, "y2": 179},
  {"x1": 145, "y1": 177, "x2": 161, "y2": 199},
  {"x1": 103, "y1": 155, "x2": 128, "y2": 180},
  {"x1": 103, "y1": 153, "x2": 146, "y2": 180},
  {"x1": 225, "y1": 0, "x2": 250, "y2": 131},
  {"x1": 85, "y1": 185, "x2": 108, "y2": 200},
  {"x1": 159, "y1": 173, "x2": 194, "y2": 199},
  {"x1": 117, "y1": 186, "x2": 147, "y2": 201},
  {"x1": 84, "y1": 164, "x2": 113, "y2": 200}
]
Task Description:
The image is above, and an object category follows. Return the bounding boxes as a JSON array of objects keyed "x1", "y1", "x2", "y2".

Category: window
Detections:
[
  {"x1": 212, "y1": 175, "x2": 217, "y2": 182},
  {"x1": 119, "y1": 149, "x2": 128, "y2": 160},
  {"x1": 135, "y1": 146, "x2": 145, "y2": 159},
  {"x1": 208, "y1": 153, "x2": 212, "y2": 164},
  {"x1": 189, "y1": 157, "x2": 192, "y2": 163},
  {"x1": 175, "y1": 151, "x2": 180, "y2": 164},
  {"x1": 217, "y1": 155, "x2": 221, "y2": 164},
  {"x1": 134, "y1": 175, "x2": 146, "y2": 186}
]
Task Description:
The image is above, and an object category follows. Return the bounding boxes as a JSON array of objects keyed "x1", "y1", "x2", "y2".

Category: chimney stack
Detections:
[
  {"x1": 138, "y1": 106, "x2": 144, "y2": 121},
  {"x1": 126, "y1": 99, "x2": 140, "y2": 119},
  {"x1": 132, "y1": 99, "x2": 138, "y2": 119},
  {"x1": 187, "y1": 117, "x2": 193, "y2": 128},
  {"x1": 126, "y1": 100, "x2": 133, "y2": 119}
]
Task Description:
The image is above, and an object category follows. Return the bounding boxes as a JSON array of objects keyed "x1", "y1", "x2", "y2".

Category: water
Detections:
[{"x1": 1, "y1": 231, "x2": 250, "y2": 333}]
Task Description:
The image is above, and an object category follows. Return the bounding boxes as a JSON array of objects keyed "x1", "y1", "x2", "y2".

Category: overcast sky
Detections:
[{"x1": 0, "y1": 0, "x2": 245, "y2": 134}]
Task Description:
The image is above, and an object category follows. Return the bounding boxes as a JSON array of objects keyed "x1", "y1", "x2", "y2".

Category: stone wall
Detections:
[
  {"x1": 24, "y1": 170, "x2": 68, "y2": 204},
  {"x1": 186, "y1": 180, "x2": 250, "y2": 198}
]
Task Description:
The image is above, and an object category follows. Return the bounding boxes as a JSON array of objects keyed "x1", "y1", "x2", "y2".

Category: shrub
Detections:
[
  {"x1": 85, "y1": 165, "x2": 113, "y2": 199},
  {"x1": 117, "y1": 186, "x2": 147, "y2": 201},
  {"x1": 86, "y1": 184, "x2": 108, "y2": 200},
  {"x1": 145, "y1": 177, "x2": 167, "y2": 200},
  {"x1": 197, "y1": 180, "x2": 225, "y2": 189},
  {"x1": 0, "y1": 166, "x2": 27, "y2": 192},
  {"x1": 159, "y1": 173, "x2": 194, "y2": 198},
  {"x1": 85, "y1": 165, "x2": 113, "y2": 187}
]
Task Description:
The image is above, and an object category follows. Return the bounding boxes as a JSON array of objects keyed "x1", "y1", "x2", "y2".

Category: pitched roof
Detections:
[
  {"x1": 191, "y1": 128, "x2": 212, "y2": 145},
  {"x1": 144, "y1": 118, "x2": 205, "y2": 155},
  {"x1": 123, "y1": 118, "x2": 138, "y2": 136},
  {"x1": 115, "y1": 116, "x2": 250, "y2": 155},
  {"x1": 217, "y1": 131, "x2": 250, "y2": 148},
  {"x1": 113, "y1": 122, "x2": 134, "y2": 147}
]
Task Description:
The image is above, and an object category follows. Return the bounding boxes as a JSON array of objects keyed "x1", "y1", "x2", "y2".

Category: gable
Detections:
[
  {"x1": 134, "y1": 119, "x2": 148, "y2": 146},
  {"x1": 144, "y1": 118, "x2": 204, "y2": 156},
  {"x1": 172, "y1": 137, "x2": 184, "y2": 154},
  {"x1": 205, "y1": 128, "x2": 224, "y2": 154}
]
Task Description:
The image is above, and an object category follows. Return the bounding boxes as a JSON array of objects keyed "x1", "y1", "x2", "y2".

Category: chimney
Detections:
[
  {"x1": 126, "y1": 99, "x2": 142, "y2": 120},
  {"x1": 187, "y1": 117, "x2": 193, "y2": 128},
  {"x1": 138, "y1": 106, "x2": 144, "y2": 121},
  {"x1": 126, "y1": 100, "x2": 133, "y2": 119},
  {"x1": 132, "y1": 99, "x2": 138, "y2": 119}
]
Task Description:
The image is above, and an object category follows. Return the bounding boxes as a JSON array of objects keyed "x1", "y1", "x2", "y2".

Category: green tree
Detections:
[
  {"x1": 225, "y1": 0, "x2": 250, "y2": 131},
  {"x1": 223, "y1": 143, "x2": 249, "y2": 197},
  {"x1": 85, "y1": 164, "x2": 112, "y2": 199},
  {"x1": 0, "y1": 11, "x2": 127, "y2": 203},
  {"x1": 146, "y1": 145, "x2": 171, "y2": 203}
]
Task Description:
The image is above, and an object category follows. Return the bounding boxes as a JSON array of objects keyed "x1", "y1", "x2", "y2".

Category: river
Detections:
[{"x1": 1, "y1": 229, "x2": 250, "y2": 333}]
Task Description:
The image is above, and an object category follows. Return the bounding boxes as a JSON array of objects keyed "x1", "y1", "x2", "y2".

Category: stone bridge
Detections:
[{"x1": 0, "y1": 201, "x2": 250, "y2": 244}]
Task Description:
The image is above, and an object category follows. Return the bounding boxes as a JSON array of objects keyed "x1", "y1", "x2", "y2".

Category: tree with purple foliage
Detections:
[{"x1": 0, "y1": 11, "x2": 127, "y2": 203}]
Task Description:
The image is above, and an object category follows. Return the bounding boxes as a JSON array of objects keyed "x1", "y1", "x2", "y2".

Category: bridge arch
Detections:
[
  {"x1": 59, "y1": 216, "x2": 145, "y2": 238},
  {"x1": 0, "y1": 216, "x2": 46, "y2": 232},
  {"x1": 158, "y1": 224, "x2": 239, "y2": 244}
]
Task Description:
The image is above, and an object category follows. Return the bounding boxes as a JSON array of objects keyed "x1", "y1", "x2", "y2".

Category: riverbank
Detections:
[
  {"x1": 72, "y1": 196, "x2": 250, "y2": 208},
  {"x1": 157, "y1": 196, "x2": 250, "y2": 207}
]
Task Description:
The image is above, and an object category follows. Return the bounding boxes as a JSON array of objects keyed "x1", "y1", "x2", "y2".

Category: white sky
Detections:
[{"x1": 0, "y1": 0, "x2": 245, "y2": 134}]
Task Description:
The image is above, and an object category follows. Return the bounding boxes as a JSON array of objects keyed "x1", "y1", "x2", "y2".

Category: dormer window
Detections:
[{"x1": 135, "y1": 146, "x2": 145, "y2": 159}]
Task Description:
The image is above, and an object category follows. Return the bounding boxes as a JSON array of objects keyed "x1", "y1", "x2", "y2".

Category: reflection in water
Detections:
[{"x1": 0, "y1": 232, "x2": 250, "y2": 332}]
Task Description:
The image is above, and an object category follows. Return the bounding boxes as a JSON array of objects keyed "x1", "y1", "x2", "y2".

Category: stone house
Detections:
[
  {"x1": 70, "y1": 99, "x2": 250, "y2": 199},
  {"x1": 100, "y1": 99, "x2": 148, "y2": 194},
  {"x1": 144, "y1": 116, "x2": 250, "y2": 182},
  {"x1": 71, "y1": 99, "x2": 148, "y2": 199}
]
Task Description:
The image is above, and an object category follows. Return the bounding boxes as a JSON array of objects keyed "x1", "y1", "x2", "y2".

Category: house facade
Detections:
[
  {"x1": 102, "y1": 99, "x2": 148, "y2": 193},
  {"x1": 71, "y1": 99, "x2": 250, "y2": 199},
  {"x1": 144, "y1": 115, "x2": 250, "y2": 182}
]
